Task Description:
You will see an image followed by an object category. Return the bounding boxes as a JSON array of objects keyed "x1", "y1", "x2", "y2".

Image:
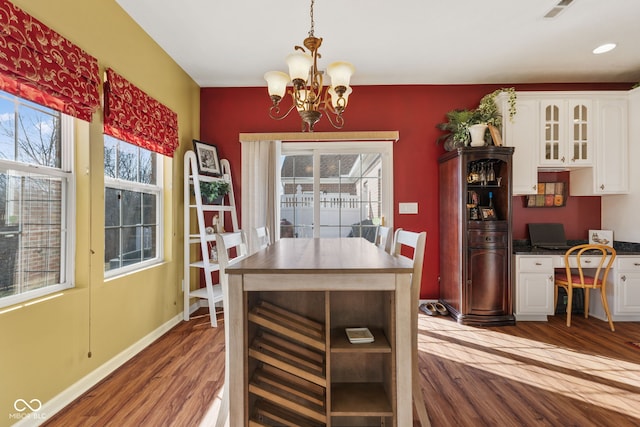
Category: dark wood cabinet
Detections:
[{"x1": 439, "y1": 146, "x2": 515, "y2": 326}]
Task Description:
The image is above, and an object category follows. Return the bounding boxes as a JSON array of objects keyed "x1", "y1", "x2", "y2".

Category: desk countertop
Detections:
[{"x1": 513, "y1": 240, "x2": 640, "y2": 255}]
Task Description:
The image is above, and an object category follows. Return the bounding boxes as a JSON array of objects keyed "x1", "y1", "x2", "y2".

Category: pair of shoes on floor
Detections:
[{"x1": 419, "y1": 302, "x2": 449, "y2": 316}]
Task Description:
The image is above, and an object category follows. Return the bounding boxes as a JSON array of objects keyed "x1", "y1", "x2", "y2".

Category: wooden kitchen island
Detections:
[{"x1": 225, "y1": 238, "x2": 414, "y2": 426}]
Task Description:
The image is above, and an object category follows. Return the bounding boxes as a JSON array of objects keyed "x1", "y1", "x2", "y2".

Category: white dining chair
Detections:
[
  {"x1": 391, "y1": 228, "x2": 431, "y2": 427},
  {"x1": 214, "y1": 230, "x2": 249, "y2": 427},
  {"x1": 377, "y1": 225, "x2": 393, "y2": 253},
  {"x1": 252, "y1": 226, "x2": 271, "y2": 252}
]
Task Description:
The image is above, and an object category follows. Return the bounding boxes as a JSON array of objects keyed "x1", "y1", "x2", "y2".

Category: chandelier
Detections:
[{"x1": 264, "y1": 0, "x2": 355, "y2": 132}]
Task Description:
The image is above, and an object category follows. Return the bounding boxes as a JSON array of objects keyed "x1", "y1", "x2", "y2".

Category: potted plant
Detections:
[
  {"x1": 436, "y1": 109, "x2": 477, "y2": 150},
  {"x1": 436, "y1": 87, "x2": 517, "y2": 150},
  {"x1": 200, "y1": 180, "x2": 230, "y2": 204}
]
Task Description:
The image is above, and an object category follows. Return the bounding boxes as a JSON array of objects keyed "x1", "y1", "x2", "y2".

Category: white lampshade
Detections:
[
  {"x1": 328, "y1": 86, "x2": 352, "y2": 109},
  {"x1": 327, "y1": 61, "x2": 355, "y2": 88},
  {"x1": 286, "y1": 52, "x2": 313, "y2": 81},
  {"x1": 264, "y1": 71, "x2": 290, "y2": 98}
]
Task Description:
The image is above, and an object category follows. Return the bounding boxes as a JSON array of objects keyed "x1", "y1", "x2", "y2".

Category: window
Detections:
[
  {"x1": 104, "y1": 135, "x2": 162, "y2": 275},
  {"x1": 280, "y1": 142, "x2": 393, "y2": 241},
  {"x1": 0, "y1": 90, "x2": 74, "y2": 308}
]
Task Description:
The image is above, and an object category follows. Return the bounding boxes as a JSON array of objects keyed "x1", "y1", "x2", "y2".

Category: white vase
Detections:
[{"x1": 469, "y1": 123, "x2": 488, "y2": 147}]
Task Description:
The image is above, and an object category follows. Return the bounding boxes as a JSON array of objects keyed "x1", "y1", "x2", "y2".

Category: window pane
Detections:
[
  {"x1": 139, "y1": 149, "x2": 155, "y2": 184},
  {"x1": 105, "y1": 187, "x2": 120, "y2": 227},
  {"x1": 117, "y1": 141, "x2": 138, "y2": 181},
  {"x1": 16, "y1": 104, "x2": 60, "y2": 168},
  {"x1": 104, "y1": 228, "x2": 121, "y2": 271},
  {"x1": 143, "y1": 193, "x2": 156, "y2": 224},
  {"x1": 280, "y1": 154, "x2": 313, "y2": 238},
  {"x1": 104, "y1": 137, "x2": 117, "y2": 179},
  {"x1": 122, "y1": 225, "x2": 142, "y2": 265},
  {"x1": 0, "y1": 98, "x2": 15, "y2": 160},
  {"x1": 121, "y1": 190, "x2": 141, "y2": 226},
  {"x1": 143, "y1": 225, "x2": 156, "y2": 260}
]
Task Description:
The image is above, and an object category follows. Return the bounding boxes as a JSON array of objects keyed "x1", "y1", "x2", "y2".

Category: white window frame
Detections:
[
  {"x1": 281, "y1": 141, "x2": 394, "y2": 238},
  {"x1": 103, "y1": 137, "x2": 164, "y2": 279},
  {"x1": 0, "y1": 112, "x2": 75, "y2": 309}
]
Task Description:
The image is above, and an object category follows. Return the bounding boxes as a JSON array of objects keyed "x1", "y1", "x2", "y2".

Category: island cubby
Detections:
[{"x1": 245, "y1": 289, "x2": 397, "y2": 426}]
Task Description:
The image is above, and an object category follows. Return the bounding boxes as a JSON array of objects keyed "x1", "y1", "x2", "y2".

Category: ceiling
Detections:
[{"x1": 115, "y1": 0, "x2": 640, "y2": 88}]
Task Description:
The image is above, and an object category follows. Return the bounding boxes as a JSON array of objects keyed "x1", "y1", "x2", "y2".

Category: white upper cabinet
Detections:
[
  {"x1": 571, "y1": 95, "x2": 629, "y2": 195},
  {"x1": 539, "y1": 98, "x2": 593, "y2": 167},
  {"x1": 497, "y1": 94, "x2": 538, "y2": 195},
  {"x1": 499, "y1": 91, "x2": 629, "y2": 196}
]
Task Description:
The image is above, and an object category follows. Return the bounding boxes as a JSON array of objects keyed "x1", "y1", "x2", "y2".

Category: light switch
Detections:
[{"x1": 399, "y1": 202, "x2": 418, "y2": 214}]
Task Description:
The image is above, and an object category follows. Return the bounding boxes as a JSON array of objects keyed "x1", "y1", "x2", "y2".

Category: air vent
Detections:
[{"x1": 544, "y1": 0, "x2": 575, "y2": 18}]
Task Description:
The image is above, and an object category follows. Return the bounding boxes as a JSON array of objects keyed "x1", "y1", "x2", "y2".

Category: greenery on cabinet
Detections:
[
  {"x1": 436, "y1": 87, "x2": 516, "y2": 151},
  {"x1": 200, "y1": 180, "x2": 230, "y2": 204}
]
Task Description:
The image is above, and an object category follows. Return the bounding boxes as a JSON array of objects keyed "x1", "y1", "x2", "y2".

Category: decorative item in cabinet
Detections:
[
  {"x1": 247, "y1": 300, "x2": 327, "y2": 425},
  {"x1": 525, "y1": 182, "x2": 566, "y2": 207}
]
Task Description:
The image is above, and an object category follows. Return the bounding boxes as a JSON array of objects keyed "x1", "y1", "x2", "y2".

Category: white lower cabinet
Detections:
[
  {"x1": 514, "y1": 256, "x2": 554, "y2": 320},
  {"x1": 589, "y1": 257, "x2": 640, "y2": 321},
  {"x1": 515, "y1": 255, "x2": 640, "y2": 322}
]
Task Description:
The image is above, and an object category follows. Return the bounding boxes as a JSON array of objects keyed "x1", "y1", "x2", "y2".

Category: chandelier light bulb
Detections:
[
  {"x1": 264, "y1": 71, "x2": 290, "y2": 99},
  {"x1": 286, "y1": 52, "x2": 313, "y2": 83},
  {"x1": 327, "y1": 61, "x2": 355, "y2": 89}
]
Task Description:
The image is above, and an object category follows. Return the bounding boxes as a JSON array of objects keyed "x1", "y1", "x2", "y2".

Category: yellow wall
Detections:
[{"x1": 0, "y1": 1, "x2": 199, "y2": 424}]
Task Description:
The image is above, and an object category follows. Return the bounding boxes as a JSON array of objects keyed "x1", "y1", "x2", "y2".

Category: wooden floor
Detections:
[{"x1": 44, "y1": 309, "x2": 640, "y2": 426}]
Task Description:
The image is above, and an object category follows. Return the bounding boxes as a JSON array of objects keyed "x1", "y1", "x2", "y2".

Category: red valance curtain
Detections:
[
  {"x1": 104, "y1": 68, "x2": 179, "y2": 157},
  {"x1": 0, "y1": 0, "x2": 100, "y2": 121}
]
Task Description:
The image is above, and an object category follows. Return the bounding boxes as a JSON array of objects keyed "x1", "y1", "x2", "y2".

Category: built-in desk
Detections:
[
  {"x1": 513, "y1": 244, "x2": 640, "y2": 322},
  {"x1": 225, "y1": 238, "x2": 414, "y2": 426}
]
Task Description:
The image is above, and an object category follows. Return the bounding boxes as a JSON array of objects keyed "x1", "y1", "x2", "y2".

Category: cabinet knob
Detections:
[
  {"x1": 600, "y1": 184, "x2": 605, "y2": 190},
  {"x1": 561, "y1": 156, "x2": 565, "y2": 163},
  {"x1": 584, "y1": 260, "x2": 592, "y2": 264},
  {"x1": 634, "y1": 263, "x2": 640, "y2": 267},
  {"x1": 533, "y1": 185, "x2": 537, "y2": 190},
  {"x1": 621, "y1": 275, "x2": 626, "y2": 282},
  {"x1": 549, "y1": 275, "x2": 554, "y2": 281},
  {"x1": 535, "y1": 262, "x2": 542, "y2": 266}
]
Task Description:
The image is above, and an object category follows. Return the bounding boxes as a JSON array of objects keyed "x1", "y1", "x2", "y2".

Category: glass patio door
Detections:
[{"x1": 279, "y1": 142, "x2": 392, "y2": 241}]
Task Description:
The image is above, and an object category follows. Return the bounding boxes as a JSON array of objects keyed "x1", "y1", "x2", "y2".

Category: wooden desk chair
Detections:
[
  {"x1": 391, "y1": 228, "x2": 431, "y2": 427},
  {"x1": 214, "y1": 230, "x2": 249, "y2": 427},
  {"x1": 377, "y1": 225, "x2": 393, "y2": 253},
  {"x1": 554, "y1": 244, "x2": 616, "y2": 331},
  {"x1": 252, "y1": 226, "x2": 271, "y2": 252}
]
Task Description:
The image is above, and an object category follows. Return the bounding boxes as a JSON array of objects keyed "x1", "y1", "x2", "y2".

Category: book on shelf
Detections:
[{"x1": 345, "y1": 327, "x2": 374, "y2": 344}]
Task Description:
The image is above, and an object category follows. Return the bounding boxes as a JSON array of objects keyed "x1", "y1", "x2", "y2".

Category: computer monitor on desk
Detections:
[{"x1": 528, "y1": 223, "x2": 573, "y2": 251}]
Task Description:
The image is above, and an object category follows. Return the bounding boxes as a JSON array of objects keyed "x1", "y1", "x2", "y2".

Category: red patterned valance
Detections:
[
  {"x1": 104, "y1": 68, "x2": 179, "y2": 157},
  {"x1": 0, "y1": 0, "x2": 100, "y2": 121}
]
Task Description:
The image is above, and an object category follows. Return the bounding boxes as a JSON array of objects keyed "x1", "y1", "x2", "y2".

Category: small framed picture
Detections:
[
  {"x1": 193, "y1": 139, "x2": 221, "y2": 176},
  {"x1": 488, "y1": 125, "x2": 503, "y2": 147},
  {"x1": 480, "y1": 206, "x2": 497, "y2": 221},
  {"x1": 589, "y1": 229, "x2": 613, "y2": 246}
]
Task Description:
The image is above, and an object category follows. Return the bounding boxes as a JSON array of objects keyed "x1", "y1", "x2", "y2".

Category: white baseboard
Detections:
[{"x1": 15, "y1": 313, "x2": 182, "y2": 427}]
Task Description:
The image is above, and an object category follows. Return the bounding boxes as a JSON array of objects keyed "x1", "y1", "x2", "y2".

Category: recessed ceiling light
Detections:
[{"x1": 593, "y1": 43, "x2": 617, "y2": 54}]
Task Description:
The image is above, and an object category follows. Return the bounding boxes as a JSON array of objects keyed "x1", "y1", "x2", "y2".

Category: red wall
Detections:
[{"x1": 200, "y1": 82, "x2": 630, "y2": 299}]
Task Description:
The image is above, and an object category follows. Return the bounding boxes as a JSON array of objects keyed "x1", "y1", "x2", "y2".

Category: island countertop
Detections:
[{"x1": 226, "y1": 237, "x2": 414, "y2": 274}]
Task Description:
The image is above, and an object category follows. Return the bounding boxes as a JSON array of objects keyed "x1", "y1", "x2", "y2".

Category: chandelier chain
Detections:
[{"x1": 308, "y1": 0, "x2": 315, "y2": 37}]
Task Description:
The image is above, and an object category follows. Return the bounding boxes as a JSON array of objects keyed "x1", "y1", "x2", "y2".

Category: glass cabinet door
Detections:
[
  {"x1": 539, "y1": 99, "x2": 592, "y2": 167},
  {"x1": 569, "y1": 100, "x2": 592, "y2": 165},
  {"x1": 541, "y1": 102, "x2": 562, "y2": 164}
]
